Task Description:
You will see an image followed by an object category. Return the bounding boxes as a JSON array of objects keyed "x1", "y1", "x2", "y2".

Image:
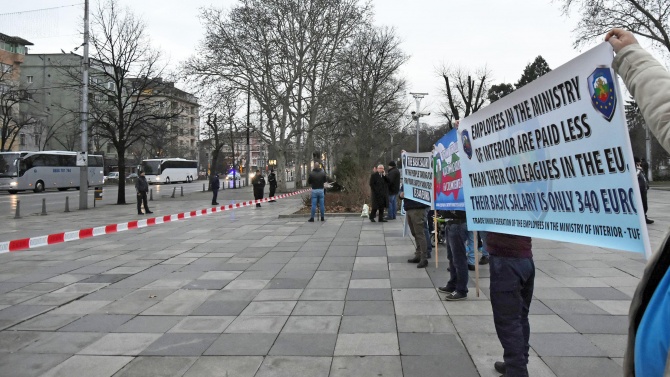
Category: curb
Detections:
[
  {"x1": 0, "y1": 190, "x2": 309, "y2": 254},
  {"x1": 278, "y1": 213, "x2": 364, "y2": 219}
]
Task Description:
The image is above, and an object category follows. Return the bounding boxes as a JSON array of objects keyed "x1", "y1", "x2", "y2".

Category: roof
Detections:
[{"x1": 0, "y1": 32, "x2": 33, "y2": 46}]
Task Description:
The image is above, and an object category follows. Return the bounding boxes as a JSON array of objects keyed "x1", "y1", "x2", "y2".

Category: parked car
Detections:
[
  {"x1": 106, "y1": 172, "x2": 120, "y2": 183},
  {"x1": 226, "y1": 172, "x2": 241, "y2": 181}
]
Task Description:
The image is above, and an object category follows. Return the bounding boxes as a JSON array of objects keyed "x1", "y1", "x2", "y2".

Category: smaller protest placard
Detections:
[
  {"x1": 401, "y1": 151, "x2": 434, "y2": 208},
  {"x1": 434, "y1": 129, "x2": 465, "y2": 210}
]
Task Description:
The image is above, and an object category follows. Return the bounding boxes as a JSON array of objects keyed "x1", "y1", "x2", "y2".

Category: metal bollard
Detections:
[
  {"x1": 203, "y1": 183, "x2": 206, "y2": 192},
  {"x1": 14, "y1": 200, "x2": 20, "y2": 219},
  {"x1": 171, "y1": 187, "x2": 176, "y2": 198},
  {"x1": 64, "y1": 197, "x2": 70, "y2": 213},
  {"x1": 180, "y1": 186, "x2": 184, "y2": 197},
  {"x1": 41, "y1": 198, "x2": 47, "y2": 216},
  {"x1": 149, "y1": 189, "x2": 153, "y2": 201}
]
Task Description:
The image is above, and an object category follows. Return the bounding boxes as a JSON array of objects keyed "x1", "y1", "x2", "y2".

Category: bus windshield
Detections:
[
  {"x1": 0, "y1": 153, "x2": 18, "y2": 178},
  {"x1": 142, "y1": 160, "x2": 161, "y2": 175}
]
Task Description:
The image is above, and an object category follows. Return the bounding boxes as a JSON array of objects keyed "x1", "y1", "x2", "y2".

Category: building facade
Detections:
[{"x1": 0, "y1": 32, "x2": 33, "y2": 152}]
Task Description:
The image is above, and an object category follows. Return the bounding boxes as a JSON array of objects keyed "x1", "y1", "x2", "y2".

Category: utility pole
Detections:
[
  {"x1": 409, "y1": 92, "x2": 429, "y2": 152},
  {"x1": 79, "y1": 0, "x2": 90, "y2": 210},
  {"x1": 246, "y1": 83, "x2": 251, "y2": 184}
]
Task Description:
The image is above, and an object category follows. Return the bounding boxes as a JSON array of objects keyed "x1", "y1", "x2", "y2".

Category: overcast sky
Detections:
[{"x1": 1, "y1": 0, "x2": 649, "y2": 126}]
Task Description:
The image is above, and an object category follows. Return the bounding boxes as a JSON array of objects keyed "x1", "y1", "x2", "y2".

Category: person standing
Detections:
[
  {"x1": 386, "y1": 161, "x2": 400, "y2": 219},
  {"x1": 307, "y1": 162, "x2": 328, "y2": 222},
  {"x1": 369, "y1": 164, "x2": 389, "y2": 222},
  {"x1": 135, "y1": 171, "x2": 153, "y2": 215},
  {"x1": 438, "y1": 210, "x2": 469, "y2": 300},
  {"x1": 400, "y1": 185, "x2": 429, "y2": 268},
  {"x1": 635, "y1": 157, "x2": 654, "y2": 224},
  {"x1": 488, "y1": 232, "x2": 534, "y2": 377},
  {"x1": 210, "y1": 173, "x2": 220, "y2": 205},
  {"x1": 251, "y1": 170, "x2": 265, "y2": 207},
  {"x1": 268, "y1": 169, "x2": 277, "y2": 202}
]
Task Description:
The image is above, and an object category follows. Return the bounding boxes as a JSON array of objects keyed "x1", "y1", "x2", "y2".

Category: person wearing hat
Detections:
[
  {"x1": 210, "y1": 172, "x2": 220, "y2": 205},
  {"x1": 635, "y1": 157, "x2": 653, "y2": 224},
  {"x1": 268, "y1": 169, "x2": 277, "y2": 202},
  {"x1": 252, "y1": 170, "x2": 266, "y2": 207},
  {"x1": 386, "y1": 160, "x2": 400, "y2": 220}
]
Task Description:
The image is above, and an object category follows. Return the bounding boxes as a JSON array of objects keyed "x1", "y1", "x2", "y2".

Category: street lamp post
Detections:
[{"x1": 409, "y1": 92, "x2": 429, "y2": 153}]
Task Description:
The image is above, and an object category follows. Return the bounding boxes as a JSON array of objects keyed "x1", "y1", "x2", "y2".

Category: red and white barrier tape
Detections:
[{"x1": 0, "y1": 190, "x2": 310, "y2": 254}]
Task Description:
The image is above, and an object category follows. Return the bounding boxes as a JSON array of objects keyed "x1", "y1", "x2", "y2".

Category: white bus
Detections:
[
  {"x1": 141, "y1": 158, "x2": 197, "y2": 184},
  {"x1": 0, "y1": 151, "x2": 104, "y2": 194}
]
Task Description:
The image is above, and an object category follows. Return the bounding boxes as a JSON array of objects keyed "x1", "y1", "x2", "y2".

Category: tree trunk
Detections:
[
  {"x1": 117, "y1": 149, "x2": 127, "y2": 204},
  {"x1": 277, "y1": 149, "x2": 287, "y2": 193}
]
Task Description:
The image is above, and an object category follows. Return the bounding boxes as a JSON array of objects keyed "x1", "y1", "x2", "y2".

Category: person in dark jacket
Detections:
[
  {"x1": 268, "y1": 169, "x2": 278, "y2": 202},
  {"x1": 438, "y1": 210, "x2": 469, "y2": 301},
  {"x1": 251, "y1": 170, "x2": 265, "y2": 207},
  {"x1": 369, "y1": 164, "x2": 390, "y2": 222},
  {"x1": 400, "y1": 185, "x2": 429, "y2": 268},
  {"x1": 635, "y1": 157, "x2": 653, "y2": 224},
  {"x1": 210, "y1": 173, "x2": 220, "y2": 205},
  {"x1": 386, "y1": 161, "x2": 401, "y2": 219},
  {"x1": 487, "y1": 232, "x2": 534, "y2": 377},
  {"x1": 307, "y1": 162, "x2": 328, "y2": 222},
  {"x1": 134, "y1": 171, "x2": 152, "y2": 215}
]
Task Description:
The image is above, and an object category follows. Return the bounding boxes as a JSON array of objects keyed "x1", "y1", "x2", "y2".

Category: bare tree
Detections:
[
  {"x1": 80, "y1": 0, "x2": 180, "y2": 204},
  {"x1": 438, "y1": 65, "x2": 490, "y2": 122},
  {"x1": 560, "y1": 0, "x2": 670, "y2": 56},
  {"x1": 0, "y1": 70, "x2": 37, "y2": 151}
]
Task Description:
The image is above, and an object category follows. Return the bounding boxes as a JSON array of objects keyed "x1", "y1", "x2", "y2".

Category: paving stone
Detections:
[
  {"x1": 291, "y1": 301, "x2": 344, "y2": 316},
  {"x1": 204, "y1": 333, "x2": 278, "y2": 355},
  {"x1": 22, "y1": 332, "x2": 104, "y2": 354},
  {"x1": 51, "y1": 300, "x2": 111, "y2": 315},
  {"x1": 570, "y1": 287, "x2": 633, "y2": 300},
  {"x1": 0, "y1": 304, "x2": 55, "y2": 321},
  {"x1": 112, "y1": 316, "x2": 179, "y2": 335},
  {"x1": 182, "y1": 280, "x2": 230, "y2": 290},
  {"x1": 399, "y1": 333, "x2": 470, "y2": 356},
  {"x1": 79, "y1": 274, "x2": 131, "y2": 284},
  {"x1": 560, "y1": 314, "x2": 628, "y2": 334},
  {"x1": 224, "y1": 279, "x2": 270, "y2": 290},
  {"x1": 269, "y1": 333, "x2": 337, "y2": 356},
  {"x1": 340, "y1": 315, "x2": 396, "y2": 333},
  {"x1": 590, "y1": 300, "x2": 632, "y2": 315},
  {"x1": 401, "y1": 355, "x2": 479, "y2": 377},
  {"x1": 540, "y1": 299, "x2": 609, "y2": 315},
  {"x1": 59, "y1": 314, "x2": 134, "y2": 332},
  {"x1": 307, "y1": 271, "x2": 351, "y2": 289},
  {"x1": 394, "y1": 300, "x2": 446, "y2": 316},
  {"x1": 299, "y1": 289, "x2": 347, "y2": 301},
  {"x1": 78, "y1": 333, "x2": 161, "y2": 355},
  {"x1": 329, "y1": 356, "x2": 403, "y2": 377},
  {"x1": 78, "y1": 288, "x2": 134, "y2": 301},
  {"x1": 40, "y1": 355, "x2": 132, "y2": 377},
  {"x1": 585, "y1": 334, "x2": 627, "y2": 358},
  {"x1": 11, "y1": 313, "x2": 81, "y2": 331},
  {"x1": 334, "y1": 333, "x2": 399, "y2": 355},
  {"x1": 191, "y1": 300, "x2": 250, "y2": 316},
  {"x1": 530, "y1": 333, "x2": 607, "y2": 356},
  {"x1": 183, "y1": 356, "x2": 263, "y2": 377},
  {"x1": 240, "y1": 301, "x2": 297, "y2": 316},
  {"x1": 343, "y1": 300, "x2": 395, "y2": 315},
  {"x1": 265, "y1": 279, "x2": 311, "y2": 289},
  {"x1": 140, "y1": 333, "x2": 218, "y2": 356},
  {"x1": 350, "y1": 270, "x2": 390, "y2": 279},
  {"x1": 0, "y1": 330, "x2": 53, "y2": 352},
  {"x1": 254, "y1": 289, "x2": 303, "y2": 301},
  {"x1": 198, "y1": 271, "x2": 242, "y2": 280},
  {"x1": 396, "y1": 315, "x2": 455, "y2": 333},
  {"x1": 0, "y1": 353, "x2": 72, "y2": 377},
  {"x1": 255, "y1": 356, "x2": 332, "y2": 377},
  {"x1": 281, "y1": 316, "x2": 340, "y2": 334},
  {"x1": 208, "y1": 289, "x2": 260, "y2": 301},
  {"x1": 392, "y1": 288, "x2": 440, "y2": 301},
  {"x1": 450, "y1": 315, "x2": 498, "y2": 334},
  {"x1": 114, "y1": 356, "x2": 197, "y2": 377},
  {"x1": 224, "y1": 315, "x2": 288, "y2": 333},
  {"x1": 390, "y1": 278, "x2": 435, "y2": 288},
  {"x1": 543, "y1": 356, "x2": 623, "y2": 377},
  {"x1": 169, "y1": 316, "x2": 235, "y2": 333}
]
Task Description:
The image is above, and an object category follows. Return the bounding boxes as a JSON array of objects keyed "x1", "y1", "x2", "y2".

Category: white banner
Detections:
[{"x1": 401, "y1": 151, "x2": 434, "y2": 208}]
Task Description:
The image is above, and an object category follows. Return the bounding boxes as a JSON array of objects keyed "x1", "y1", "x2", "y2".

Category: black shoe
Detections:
[
  {"x1": 321, "y1": 218, "x2": 325, "y2": 222},
  {"x1": 308, "y1": 218, "x2": 315, "y2": 222},
  {"x1": 646, "y1": 218, "x2": 654, "y2": 224},
  {"x1": 444, "y1": 291, "x2": 467, "y2": 301},
  {"x1": 479, "y1": 256, "x2": 489, "y2": 265},
  {"x1": 407, "y1": 257, "x2": 420, "y2": 263},
  {"x1": 417, "y1": 260, "x2": 428, "y2": 268},
  {"x1": 468, "y1": 264, "x2": 476, "y2": 271},
  {"x1": 146, "y1": 211, "x2": 153, "y2": 214},
  {"x1": 438, "y1": 286, "x2": 454, "y2": 293},
  {"x1": 426, "y1": 254, "x2": 432, "y2": 259},
  {"x1": 494, "y1": 361, "x2": 506, "y2": 374},
  {"x1": 369, "y1": 218, "x2": 376, "y2": 222},
  {"x1": 212, "y1": 202, "x2": 219, "y2": 205},
  {"x1": 256, "y1": 204, "x2": 261, "y2": 207},
  {"x1": 379, "y1": 219, "x2": 388, "y2": 223},
  {"x1": 138, "y1": 212, "x2": 144, "y2": 215}
]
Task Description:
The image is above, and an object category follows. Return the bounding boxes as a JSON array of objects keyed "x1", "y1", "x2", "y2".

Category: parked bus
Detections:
[
  {"x1": 141, "y1": 158, "x2": 197, "y2": 184},
  {"x1": 0, "y1": 151, "x2": 104, "y2": 194}
]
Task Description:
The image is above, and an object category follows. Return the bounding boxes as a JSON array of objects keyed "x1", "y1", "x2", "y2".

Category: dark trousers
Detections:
[
  {"x1": 370, "y1": 206, "x2": 385, "y2": 221},
  {"x1": 406, "y1": 208, "x2": 427, "y2": 261},
  {"x1": 640, "y1": 188, "x2": 648, "y2": 215},
  {"x1": 136, "y1": 192, "x2": 149, "y2": 214},
  {"x1": 446, "y1": 222, "x2": 469, "y2": 295},
  {"x1": 489, "y1": 255, "x2": 535, "y2": 377},
  {"x1": 269, "y1": 185, "x2": 276, "y2": 199},
  {"x1": 212, "y1": 189, "x2": 218, "y2": 204},
  {"x1": 254, "y1": 188, "x2": 263, "y2": 207}
]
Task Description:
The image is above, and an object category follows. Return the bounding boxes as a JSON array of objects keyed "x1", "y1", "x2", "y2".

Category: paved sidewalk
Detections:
[{"x1": 0, "y1": 187, "x2": 667, "y2": 376}]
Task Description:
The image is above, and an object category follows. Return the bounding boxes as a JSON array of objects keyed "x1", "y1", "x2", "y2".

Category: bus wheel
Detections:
[
  {"x1": 8, "y1": 190, "x2": 18, "y2": 194},
  {"x1": 34, "y1": 181, "x2": 45, "y2": 193},
  {"x1": 165, "y1": 177, "x2": 171, "y2": 184}
]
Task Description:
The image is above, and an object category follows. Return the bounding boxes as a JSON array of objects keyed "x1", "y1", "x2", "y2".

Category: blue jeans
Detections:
[
  {"x1": 467, "y1": 231, "x2": 489, "y2": 265},
  {"x1": 489, "y1": 255, "x2": 535, "y2": 377},
  {"x1": 445, "y1": 222, "x2": 469, "y2": 295},
  {"x1": 388, "y1": 194, "x2": 397, "y2": 219},
  {"x1": 310, "y1": 189, "x2": 325, "y2": 219}
]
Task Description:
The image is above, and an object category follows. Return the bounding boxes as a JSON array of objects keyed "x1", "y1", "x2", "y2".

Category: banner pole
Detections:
[{"x1": 474, "y1": 230, "x2": 480, "y2": 297}]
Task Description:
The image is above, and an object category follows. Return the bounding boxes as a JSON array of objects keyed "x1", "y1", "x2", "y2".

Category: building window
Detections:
[
  {"x1": 190, "y1": 106, "x2": 195, "y2": 115},
  {"x1": 106, "y1": 144, "x2": 113, "y2": 153},
  {"x1": 26, "y1": 76, "x2": 33, "y2": 84},
  {"x1": 34, "y1": 134, "x2": 40, "y2": 146},
  {"x1": 0, "y1": 63, "x2": 12, "y2": 74},
  {"x1": 190, "y1": 129, "x2": 194, "y2": 136},
  {"x1": 171, "y1": 101, "x2": 178, "y2": 109},
  {"x1": 19, "y1": 133, "x2": 25, "y2": 146}
]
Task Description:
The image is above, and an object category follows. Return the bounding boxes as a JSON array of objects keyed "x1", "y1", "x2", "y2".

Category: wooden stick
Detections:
[{"x1": 474, "y1": 230, "x2": 480, "y2": 297}]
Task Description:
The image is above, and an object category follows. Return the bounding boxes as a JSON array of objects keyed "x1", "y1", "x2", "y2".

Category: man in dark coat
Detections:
[
  {"x1": 386, "y1": 161, "x2": 401, "y2": 219},
  {"x1": 268, "y1": 169, "x2": 277, "y2": 202},
  {"x1": 210, "y1": 173, "x2": 220, "y2": 205},
  {"x1": 134, "y1": 171, "x2": 153, "y2": 215},
  {"x1": 251, "y1": 170, "x2": 266, "y2": 207},
  {"x1": 369, "y1": 164, "x2": 389, "y2": 222}
]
